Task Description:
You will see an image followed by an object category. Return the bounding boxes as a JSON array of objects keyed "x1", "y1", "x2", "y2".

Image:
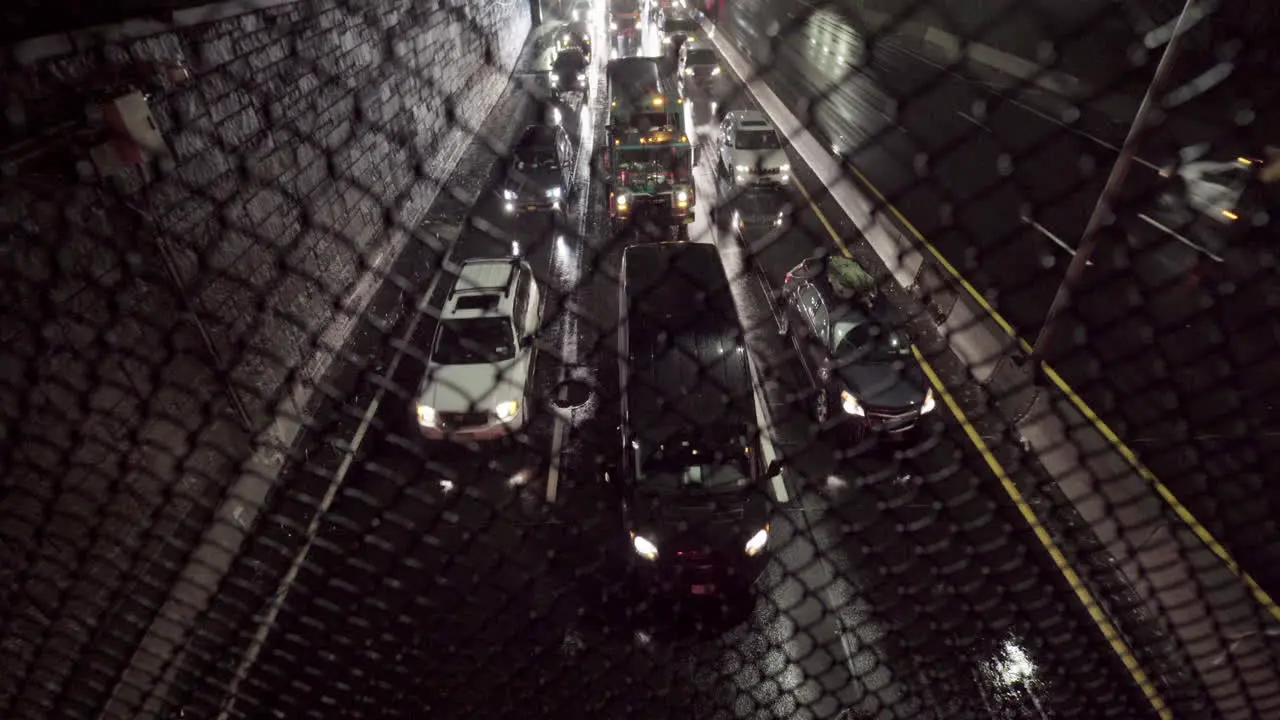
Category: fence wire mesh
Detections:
[{"x1": 2, "y1": 0, "x2": 1278, "y2": 718}]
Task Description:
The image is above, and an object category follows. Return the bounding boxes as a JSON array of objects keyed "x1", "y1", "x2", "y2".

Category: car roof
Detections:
[
  {"x1": 684, "y1": 39, "x2": 715, "y2": 52},
  {"x1": 445, "y1": 260, "x2": 519, "y2": 318}
]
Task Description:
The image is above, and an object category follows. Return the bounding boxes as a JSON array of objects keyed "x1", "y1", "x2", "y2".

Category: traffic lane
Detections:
[
  {"x1": 737, "y1": 191, "x2": 1164, "y2": 718},
  {"x1": 226, "y1": 219, "x2": 600, "y2": 718},
  {"x1": 704, "y1": 204, "x2": 948, "y2": 715},
  {"x1": 689, "y1": 73, "x2": 1163, "y2": 714},
  {"x1": 563, "y1": 266, "x2": 925, "y2": 717},
  {"x1": 220, "y1": 78, "x2": 604, "y2": 710}
]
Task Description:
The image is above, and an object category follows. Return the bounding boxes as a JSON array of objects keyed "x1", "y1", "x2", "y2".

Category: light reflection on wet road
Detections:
[{"x1": 182, "y1": 8, "x2": 1166, "y2": 720}]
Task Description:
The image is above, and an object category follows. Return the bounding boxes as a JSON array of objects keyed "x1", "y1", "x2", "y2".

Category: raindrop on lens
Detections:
[{"x1": 996, "y1": 153, "x2": 1013, "y2": 176}]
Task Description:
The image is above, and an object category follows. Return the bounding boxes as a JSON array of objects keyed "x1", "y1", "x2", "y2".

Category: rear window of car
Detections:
[{"x1": 685, "y1": 49, "x2": 716, "y2": 65}]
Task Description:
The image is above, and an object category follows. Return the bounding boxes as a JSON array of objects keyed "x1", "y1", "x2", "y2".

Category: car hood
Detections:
[
  {"x1": 632, "y1": 486, "x2": 767, "y2": 554},
  {"x1": 726, "y1": 148, "x2": 787, "y2": 170},
  {"x1": 417, "y1": 354, "x2": 529, "y2": 412},
  {"x1": 506, "y1": 168, "x2": 562, "y2": 197},
  {"x1": 836, "y1": 361, "x2": 926, "y2": 411}
]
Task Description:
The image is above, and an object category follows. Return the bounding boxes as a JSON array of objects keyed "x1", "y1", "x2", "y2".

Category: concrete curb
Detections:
[{"x1": 707, "y1": 16, "x2": 1280, "y2": 719}]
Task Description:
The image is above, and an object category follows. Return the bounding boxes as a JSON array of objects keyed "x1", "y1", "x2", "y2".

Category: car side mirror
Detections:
[{"x1": 765, "y1": 459, "x2": 783, "y2": 478}]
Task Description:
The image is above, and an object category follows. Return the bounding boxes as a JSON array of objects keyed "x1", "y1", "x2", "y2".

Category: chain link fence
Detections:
[{"x1": 2, "y1": 0, "x2": 1278, "y2": 718}]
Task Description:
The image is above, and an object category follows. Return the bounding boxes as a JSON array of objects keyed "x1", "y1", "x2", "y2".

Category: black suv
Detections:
[
  {"x1": 502, "y1": 124, "x2": 574, "y2": 214},
  {"x1": 778, "y1": 255, "x2": 936, "y2": 435},
  {"x1": 613, "y1": 242, "x2": 780, "y2": 597}
]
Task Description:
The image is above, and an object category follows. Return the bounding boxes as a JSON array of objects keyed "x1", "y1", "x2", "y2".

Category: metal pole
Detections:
[{"x1": 1027, "y1": 0, "x2": 1201, "y2": 367}]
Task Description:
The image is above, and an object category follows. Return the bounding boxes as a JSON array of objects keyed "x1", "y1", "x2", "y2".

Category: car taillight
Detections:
[{"x1": 620, "y1": 170, "x2": 627, "y2": 183}]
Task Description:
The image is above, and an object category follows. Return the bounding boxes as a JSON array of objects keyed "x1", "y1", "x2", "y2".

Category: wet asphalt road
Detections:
[
  {"x1": 167, "y1": 12, "x2": 1169, "y2": 720},
  {"x1": 717, "y1": 2, "x2": 1280, "y2": 593}
]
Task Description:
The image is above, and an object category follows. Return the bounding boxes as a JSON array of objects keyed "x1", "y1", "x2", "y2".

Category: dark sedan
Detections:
[
  {"x1": 550, "y1": 48, "x2": 589, "y2": 95},
  {"x1": 502, "y1": 124, "x2": 573, "y2": 214},
  {"x1": 779, "y1": 255, "x2": 936, "y2": 436}
]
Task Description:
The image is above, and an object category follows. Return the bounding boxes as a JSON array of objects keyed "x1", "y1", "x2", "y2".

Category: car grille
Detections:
[
  {"x1": 870, "y1": 408, "x2": 918, "y2": 431},
  {"x1": 438, "y1": 410, "x2": 490, "y2": 428},
  {"x1": 750, "y1": 166, "x2": 782, "y2": 175},
  {"x1": 634, "y1": 195, "x2": 671, "y2": 214}
]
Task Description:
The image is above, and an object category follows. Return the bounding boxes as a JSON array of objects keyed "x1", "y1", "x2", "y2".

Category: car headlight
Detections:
[
  {"x1": 744, "y1": 527, "x2": 769, "y2": 557},
  {"x1": 840, "y1": 390, "x2": 865, "y2": 417},
  {"x1": 663, "y1": 37, "x2": 672, "y2": 44},
  {"x1": 920, "y1": 387, "x2": 936, "y2": 415},
  {"x1": 773, "y1": 213, "x2": 784, "y2": 227},
  {"x1": 550, "y1": 74, "x2": 559, "y2": 85},
  {"x1": 577, "y1": 72, "x2": 586, "y2": 81},
  {"x1": 685, "y1": 67, "x2": 694, "y2": 75},
  {"x1": 546, "y1": 186, "x2": 562, "y2": 199},
  {"x1": 416, "y1": 404, "x2": 437, "y2": 427},
  {"x1": 494, "y1": 400, "x2": 520, "y2": 421},
  {"x1": 616, "y1": 194, "x2": 628, "y2": 207},
  {"x1": 780, "y1": 163, "x2": 791, "y2": 172},
  {"x1": 503, "y1": 189, "x2": 516, "y2": 200},
  {"x1": 736, "y1": 164, "x2": 749, "y2": 172},
  {"x1": 632, "y1": 533, "x2": 658, "y2": 561},
  {"x1": 711, "y1": 66, "x2": 721, "y2": 76},
  {"x1": 676, "y1": 190, "x2": 688, "y2": 202}
]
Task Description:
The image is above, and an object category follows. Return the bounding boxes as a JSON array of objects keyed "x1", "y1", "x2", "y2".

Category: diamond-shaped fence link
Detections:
[{"x1": 2, "y1": 0, "x2": 1278, "y2": 718}]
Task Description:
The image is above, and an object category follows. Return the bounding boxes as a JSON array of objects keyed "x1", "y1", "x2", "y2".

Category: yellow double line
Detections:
[{"x1": 791, "y1": 178, "x2": 1174, "y2": 720}]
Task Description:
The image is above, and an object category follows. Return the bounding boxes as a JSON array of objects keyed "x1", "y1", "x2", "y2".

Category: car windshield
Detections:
[
  {"x1": 514, "y1": 148, "x2": 557, "y2": 170},
  {"x1": 616, "y1": 147, "x2": 691, "y2": 181},
  {"x1": 638, "y1": 435, "x2": 752, "y2": 494},
  {"x1": 685, "y1": 49, "x2": 716, "y2": 66},
  {"x1": 736, "y1": 129, "x2": 782, "y2": 149},
  {"x1": 432, "y1": 316, "x2": 516, "y2": 364},
  {"x1": 831, "y1": 320, "x2": 911, "y2": 362}
]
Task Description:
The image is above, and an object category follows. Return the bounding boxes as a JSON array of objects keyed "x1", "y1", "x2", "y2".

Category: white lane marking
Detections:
[
  {"x1": 546, "y1": 404, "x2": 567, "y2": 503},
  {"x1": 957, "y1": 110, "x2": 988, "y2": 130},
  {"x1": 544, "y1": 21, "x2": 603, "y2": 506},
  {"x1": 216, "y1": 238, "x2": 459, "y2": 720},
  {"x1": 1019, "y1": 215, "x2": 1093, "y2": 265},
  {"x1": 1137, "y1": 212, "x2": 1224, "y2": 262}
]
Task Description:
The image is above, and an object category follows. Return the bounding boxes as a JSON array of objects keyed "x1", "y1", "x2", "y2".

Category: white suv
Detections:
[
  {"x1": 717, "y1": 110, "x2": 790, "y2": 186},
  {"x1": 414, "y1": 258, "x2": 541, "y2": 441}
]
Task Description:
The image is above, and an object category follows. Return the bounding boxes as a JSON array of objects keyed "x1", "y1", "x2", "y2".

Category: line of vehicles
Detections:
[{"x1": 409, "y1": 0, "x2": 937, "y2": 598}]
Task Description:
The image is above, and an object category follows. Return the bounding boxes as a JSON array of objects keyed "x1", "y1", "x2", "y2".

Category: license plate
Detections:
[
  {"x1": 690, "y1": 583, "x2": 715, "y2": 595},
  {"x1": 526, "y1": 205, "x2": 538, "y2": 211}
]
